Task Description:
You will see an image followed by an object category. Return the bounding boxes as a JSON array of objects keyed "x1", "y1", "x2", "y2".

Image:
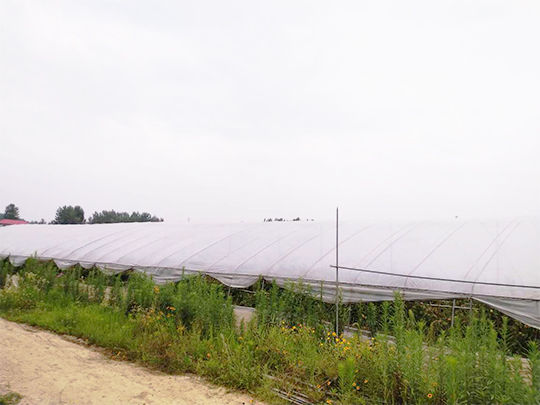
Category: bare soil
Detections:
[{"x1": 0, "y1": 317, "x2": 264, "y2": 405}]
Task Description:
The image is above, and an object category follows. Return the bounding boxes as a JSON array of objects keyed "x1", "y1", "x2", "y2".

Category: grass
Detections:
[
  {"x1": 1, "y1": 258, "x2": 539, "y2": 404},
  {"x1": 238, "y1": 277, "x2": 539, "y2": 355},
  {"x1": 0, "y1": 392, "x2": 22, "y2": 405}
]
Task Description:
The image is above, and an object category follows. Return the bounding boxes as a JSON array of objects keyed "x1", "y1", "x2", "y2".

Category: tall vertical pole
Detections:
[{"x1": 335, "y1": 207, "x2": 339, "y2": 336}]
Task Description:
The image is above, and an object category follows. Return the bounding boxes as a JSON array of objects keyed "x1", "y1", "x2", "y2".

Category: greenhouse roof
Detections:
[{"x1": 1, "y1": 217, "x2": 538, "y2": 328}]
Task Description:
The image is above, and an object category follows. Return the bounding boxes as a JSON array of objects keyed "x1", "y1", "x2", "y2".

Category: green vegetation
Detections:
[
  {"x1": 88, "y1": 210, "x2": 163, "y2": 223},
  {"x1": 0, "y1": 391, "x2": 22, "y2": 405},
  {"x1": 1, "y1": 258, "x2": 539, "y2": 404},
  {"x1": 0, "y1": 203, "x2": 163, "y2": 224},
  {"x1": 233, "y1": 278, "x2": 539, "y2": 354},
  {"x1": 52, "y1": 205, "x2": 86, "y2": 224},
  {"x1": 2, "y1": 204, "x2": 20, "y2": 220},
  {"x1": 49, "y1": 206, "x2": 164, "y2": 224}
]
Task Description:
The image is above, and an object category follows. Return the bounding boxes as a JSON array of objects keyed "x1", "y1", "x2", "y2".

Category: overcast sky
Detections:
[{"x1": 1, "y1": 0, "x2": 539, "y2": 223}]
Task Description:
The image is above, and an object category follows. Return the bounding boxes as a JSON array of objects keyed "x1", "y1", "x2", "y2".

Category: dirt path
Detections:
[{"x1": 0, "y1": 318, "x2": 264, "y2": 405}]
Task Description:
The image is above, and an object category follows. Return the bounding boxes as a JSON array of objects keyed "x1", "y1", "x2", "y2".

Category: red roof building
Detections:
[{"x1": 0, "y1": 219, "x2": 29, "y2": 226}]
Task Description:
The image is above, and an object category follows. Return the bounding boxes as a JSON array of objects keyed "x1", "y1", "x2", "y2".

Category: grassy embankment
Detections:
[{"x1": 0, "y1": 258, "x2": 539, "y2": 404}]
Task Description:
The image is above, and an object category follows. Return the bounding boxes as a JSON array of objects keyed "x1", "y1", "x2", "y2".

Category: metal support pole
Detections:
[{"x1": 335, "y1": 207, "x2": 339, "y2": 335}]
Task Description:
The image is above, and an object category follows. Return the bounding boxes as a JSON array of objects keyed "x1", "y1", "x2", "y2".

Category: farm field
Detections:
[{"x1": 1, "y1": 258, "x2": 539, "y2": 405}]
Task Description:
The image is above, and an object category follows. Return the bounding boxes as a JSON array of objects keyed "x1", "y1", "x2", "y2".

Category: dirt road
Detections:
[{"x1": 0, "y1": 318, "x2": 263, "y2": 405}]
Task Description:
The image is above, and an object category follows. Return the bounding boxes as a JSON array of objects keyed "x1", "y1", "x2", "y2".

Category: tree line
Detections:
[
  {"x1": 2, "y1": 203, "x2": 164, "y2": 224},
  {"x1": 263, "y1": 217, "x2": 314, "y2": 222}
]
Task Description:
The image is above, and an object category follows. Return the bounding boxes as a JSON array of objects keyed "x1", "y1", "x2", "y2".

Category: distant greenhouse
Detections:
[{"x1": 0, "y1": 217, "x2": 538, "y2": 329}]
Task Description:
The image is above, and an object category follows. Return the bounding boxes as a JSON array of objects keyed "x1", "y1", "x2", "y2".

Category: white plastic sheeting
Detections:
[{"x1": 0, "y1": 217, "x2": 539, "y2": 328}]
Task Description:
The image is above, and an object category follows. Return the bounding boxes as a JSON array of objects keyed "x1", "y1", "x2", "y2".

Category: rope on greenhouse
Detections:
[{"x1": 331, "y1": 265, "x2": 540, "y2": 289}]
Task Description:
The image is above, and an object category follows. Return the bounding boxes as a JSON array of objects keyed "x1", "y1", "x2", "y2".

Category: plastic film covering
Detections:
[{"x1": 0, "y1": 217, "x2": 538, "y2": 328}]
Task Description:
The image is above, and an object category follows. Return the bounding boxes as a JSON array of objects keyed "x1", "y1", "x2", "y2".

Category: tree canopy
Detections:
[
  {"x1": 88, "y1": 210, "x2": 163, "y2": 224},
  {"x1": 3, "y1": 203, "x2": 21, "y2": 220},
  {"x1": 52, "y1": 205, "x2": 85, "y2": 224},
  {"x1": 263, "y1": 217, "x2": 312, "y2": 222}
]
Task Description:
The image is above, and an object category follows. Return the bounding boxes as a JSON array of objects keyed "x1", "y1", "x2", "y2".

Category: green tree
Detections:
[
  {"x1": 135, "y1": 212, "x2": 163, "y2": 222},
  {"x1": 52, "y1": 205, "x2": 85, "y2": 224},
  {"x1": 88, "y1": 210, "x2": 163, "y2": 224},
  {"x1": 3, "y1": 203, "x2": 20, "y2": 220}
]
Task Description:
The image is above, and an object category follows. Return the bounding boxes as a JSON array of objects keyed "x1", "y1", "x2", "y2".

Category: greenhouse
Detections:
[{"x1": 0, "y1": 216, "x2": 538, "y2": 329}]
